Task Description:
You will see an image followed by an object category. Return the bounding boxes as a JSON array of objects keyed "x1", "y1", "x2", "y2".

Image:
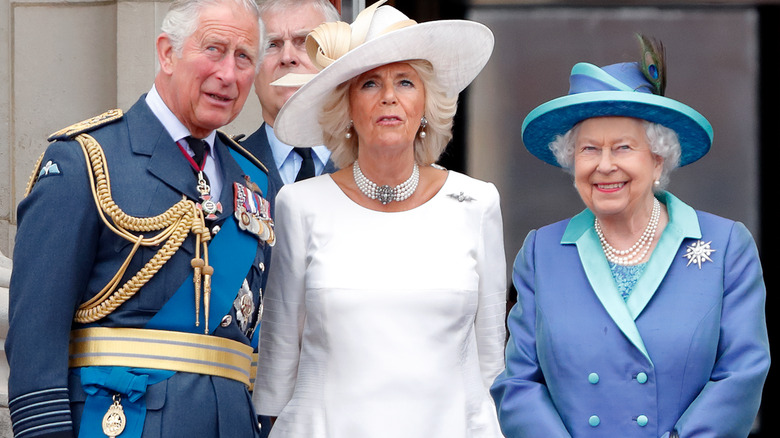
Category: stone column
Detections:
[{"x1": 0, "y1": 2, "x2": 173, "y2": 435}]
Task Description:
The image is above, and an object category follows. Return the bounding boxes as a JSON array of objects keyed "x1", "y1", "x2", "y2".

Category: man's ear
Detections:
[{"x1": 157, "y1": 33, "x2": 176, "y2": 75}]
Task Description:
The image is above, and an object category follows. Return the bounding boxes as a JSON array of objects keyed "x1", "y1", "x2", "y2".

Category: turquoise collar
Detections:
[{"x1": 561, "y1": 192, "x2": 700, "y2": 362}]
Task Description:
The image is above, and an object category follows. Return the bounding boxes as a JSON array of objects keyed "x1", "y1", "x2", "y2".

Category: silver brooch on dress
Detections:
[
  {"x1": 447, "y1": 192, "x2": 476, "y2": 202},
  {"x1": 682, "y1": 240, "x2": 716, "y2": 269}
]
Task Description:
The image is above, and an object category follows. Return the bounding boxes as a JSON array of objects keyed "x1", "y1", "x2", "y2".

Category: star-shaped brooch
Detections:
[{"x1": 682, "y1": 240, "x2": 716, "y2": 269}]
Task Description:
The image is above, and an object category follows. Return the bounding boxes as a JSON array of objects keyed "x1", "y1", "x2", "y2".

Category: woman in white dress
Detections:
[{"x1": 252, "y1": 2, "x2": 506, "y2": 437}]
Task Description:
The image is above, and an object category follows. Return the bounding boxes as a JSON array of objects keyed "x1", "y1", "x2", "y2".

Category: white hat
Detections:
[{"x1": 272, "y1": 0, "x2": 495, "y2": 147}]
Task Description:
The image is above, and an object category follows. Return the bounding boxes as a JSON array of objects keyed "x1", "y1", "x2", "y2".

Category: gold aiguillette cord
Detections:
[{"x1": 190, "y1": 208, "x2": 214, "y2": 333}]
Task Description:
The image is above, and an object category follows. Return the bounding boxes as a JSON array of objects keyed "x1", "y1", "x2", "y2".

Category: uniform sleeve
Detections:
[
  {"x1": 474, "y1": 183, "x2": 507, "y2": 388},
  {"x1": 490, "y1": 230, "x2": 573, "y2": 438},
  {"x1": 253, "y1": 185, "x2": 307, "y2": 415},
  {"x1": 673, "y1": 221, "x2": 770, "y2": 437},
  {"x1": 6, "y1": 141, "x2": 101, "y2": 438}
]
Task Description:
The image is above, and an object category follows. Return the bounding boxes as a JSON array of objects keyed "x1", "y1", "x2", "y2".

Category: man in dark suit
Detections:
[
  {"x1": 241, "y1": 0, "x2": 340, "y2": 213},
  {"x1": 6, "y1": 0, "x2": 272, "y2": 436},
  {"x1": 242, "y1": 3, "x2": 338, "y2": 435}
]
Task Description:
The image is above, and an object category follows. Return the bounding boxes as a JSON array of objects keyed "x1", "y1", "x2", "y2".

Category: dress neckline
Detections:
[{"x1": 323, "y1": 170, "x2": 452, "y2": 214}]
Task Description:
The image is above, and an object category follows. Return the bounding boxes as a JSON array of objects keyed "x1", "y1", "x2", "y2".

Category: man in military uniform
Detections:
[{"x1": 5, "y1": 0, "x2": 272, "y2": 436}]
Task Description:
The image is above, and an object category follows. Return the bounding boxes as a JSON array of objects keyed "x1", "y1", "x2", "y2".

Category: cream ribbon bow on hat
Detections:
[{"x1": 271, "y1": 0, "x2": 416, "y2": 87}]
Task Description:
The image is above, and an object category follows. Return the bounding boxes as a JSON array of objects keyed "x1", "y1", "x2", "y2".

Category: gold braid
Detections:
[{"x1": 72, "y1": 133, "x2": 213, "y2": 329}]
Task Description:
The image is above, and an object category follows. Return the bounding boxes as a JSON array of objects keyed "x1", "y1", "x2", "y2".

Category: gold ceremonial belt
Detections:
[{"x1": 69, "y1": 327, "x2": 257, "y2": 390}]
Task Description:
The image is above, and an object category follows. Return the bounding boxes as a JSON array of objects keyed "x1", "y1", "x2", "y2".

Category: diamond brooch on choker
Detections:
[{"x1": 353, "y1": 160, "x2": 420, "y2": 205}]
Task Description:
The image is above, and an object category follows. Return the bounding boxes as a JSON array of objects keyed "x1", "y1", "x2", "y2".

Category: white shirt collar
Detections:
[
  {"x1": 264, "y1": 123, "x2": 293, "y2": 171},
  {"x1": 264, "y1": 123, "x2": 331, "y2": 169},
  {"x1": 145, "y1": 85, "x2": 216, "y2": 147},
  {"x1": 145, "y1": 85, "x2": 222, "y2": 202}
]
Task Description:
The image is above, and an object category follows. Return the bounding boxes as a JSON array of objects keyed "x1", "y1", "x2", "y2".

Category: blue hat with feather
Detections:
[{"x1": 522, "y1": 36, "x2": 713, "y2": 167}]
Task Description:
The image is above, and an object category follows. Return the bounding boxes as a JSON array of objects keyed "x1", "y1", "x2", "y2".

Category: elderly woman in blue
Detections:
[{"x1": 491, "y1": 36, "x2": 770, "y2": 438}]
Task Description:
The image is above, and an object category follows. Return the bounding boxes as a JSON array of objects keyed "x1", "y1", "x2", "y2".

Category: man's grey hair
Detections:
[
  {"x1": 257, "y1": 0, "x2": 341, "y2": 61},
  {"x1": 161, "y1": 0, "x2": 262, "y2": 60}
]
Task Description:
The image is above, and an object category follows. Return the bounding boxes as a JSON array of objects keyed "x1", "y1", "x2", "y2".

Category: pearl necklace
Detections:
[
  {"x1": 595, "y1": 198, "x2": 660, "y2": 266},
  {"x1": 353, "y1": 160, "x2": 420, "y2": 205}
]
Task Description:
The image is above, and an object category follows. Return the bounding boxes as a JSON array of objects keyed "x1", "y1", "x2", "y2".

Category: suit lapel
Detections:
[
  {"x1": 239, "y1": 124, "x2": 283, "y2": 218},
  {"x1": 564, "y1": 210, "x2": 652, "y2": 363},
  {"x1": 248, "y1": 124, "x2": 283, "y2": 190},
  {"x1": 626, "y1": 193, "x2": 702, "y2": 319},
  {"x1": 323, "y1": 157, "x2": 338, "y2": 174},
  {"x1": 125, "y1": 98, "x2": 201, "y2": 201},
  {"x1": 239, "y1": 124, "x2": 336, "y2": 221}
]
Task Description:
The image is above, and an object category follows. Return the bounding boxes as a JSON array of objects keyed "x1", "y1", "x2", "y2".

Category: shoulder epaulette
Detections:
[
  {"x1": 47, "y1": 109, "x2": 124, "y2": 142},
  {"x1": 218, "y1": 130, "x2": 270, "y2": 174}
]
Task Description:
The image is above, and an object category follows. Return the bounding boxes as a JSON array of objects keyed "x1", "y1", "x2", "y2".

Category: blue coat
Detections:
[
  {"x1": 491, "y1": 192, "x2": 770, "y2": 438},
  {"x1": 6, "y1": 97, "x2": 271, "y2": 438}
]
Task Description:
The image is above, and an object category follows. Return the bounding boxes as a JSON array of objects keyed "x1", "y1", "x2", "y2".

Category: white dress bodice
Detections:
[{"x1": 254, "y1": 171, "x2": 507, "y2": 438}]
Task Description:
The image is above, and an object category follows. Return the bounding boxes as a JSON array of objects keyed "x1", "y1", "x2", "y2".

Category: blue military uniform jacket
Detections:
[
  {"x1": 6, "y1": 96, "x2": 272, "y2": 438},
  {"x1": 491, "y1": 192, "x2": 770, "y2": 438}
]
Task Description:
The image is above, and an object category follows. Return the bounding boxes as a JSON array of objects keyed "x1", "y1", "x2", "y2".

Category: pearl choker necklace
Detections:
[
  {"x1": 353, "y1": 160, "x2": 420, "y2": 205},
  {"x1": 595, "y1": 197, "x2": 660, "y2": 266}
]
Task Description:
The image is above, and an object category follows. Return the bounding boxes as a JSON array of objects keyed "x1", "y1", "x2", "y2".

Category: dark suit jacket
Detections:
[{"x1": 240, "y1": 123, "x2": 337, "y2": 218}]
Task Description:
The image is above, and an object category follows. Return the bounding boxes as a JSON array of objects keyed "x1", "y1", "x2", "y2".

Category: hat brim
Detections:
[
  {"x1": 522, "y1": 91, "x2": 714, "y2": 167},
  {"x1": 274, "y1": 20, "x2": 494, "y2": 147}
]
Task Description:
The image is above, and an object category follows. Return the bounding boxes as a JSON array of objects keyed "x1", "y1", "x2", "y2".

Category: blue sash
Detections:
[
  {"x1": 78, "y1": 367, "x2": 173, "y2": 438},
  {"x1": 78, "y1": 144, "x2": 269, "y2": 438},
  {"x1": 148, "y1": 147, "x2": 267, "y2": 333}
]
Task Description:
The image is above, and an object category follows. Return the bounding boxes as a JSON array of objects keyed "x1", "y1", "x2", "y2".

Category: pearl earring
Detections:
[
  {"x1": 345, "y1": 120, "x2": 353, "y2": 139},
  {"x1": 419, "y1": 116, "x2": 428, "y2": 139}
]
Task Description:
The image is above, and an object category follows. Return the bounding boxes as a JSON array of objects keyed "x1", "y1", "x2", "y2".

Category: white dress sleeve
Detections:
[
  {"x1": 474, "y1": 183, "x2": 507, "y2": 388},
  {"x1": 253, "y1": 185, "x2": 307, "y2": 415}
]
